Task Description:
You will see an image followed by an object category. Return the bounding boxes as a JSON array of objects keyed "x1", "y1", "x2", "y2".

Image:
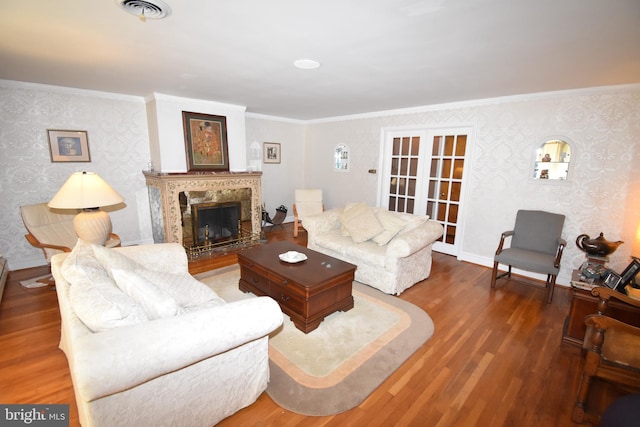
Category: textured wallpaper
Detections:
[
  {"x1": 304, "y1": 86, "x2": 640, "y2": 285},
  {"x1": 2, "y1": 80, "x2": 639, "y2": 289},
  {"x1": 0, "y1": 82, "x2": 153, "y2": 269}
]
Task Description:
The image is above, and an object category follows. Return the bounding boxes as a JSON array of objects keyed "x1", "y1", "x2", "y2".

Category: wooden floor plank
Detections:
[{"x1": 1, "y1": 224, "x2": 615, "y2": 426}]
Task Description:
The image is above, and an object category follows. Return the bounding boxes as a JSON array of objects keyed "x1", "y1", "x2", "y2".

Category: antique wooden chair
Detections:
[
  {"x1": 292, "y1": 189, "x2": 324, "y2": 237},
  {"x1": 490, "y1": 209, "x2": 566, "y2": 303},
  {"x1": 572, "y1": 287, "x2": 640, "y2": 423}
]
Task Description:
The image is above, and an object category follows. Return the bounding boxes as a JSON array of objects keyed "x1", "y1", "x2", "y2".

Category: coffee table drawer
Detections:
[
  {"x1": 270, "y1": 280, "x2": 304, "y2": 314},
  {"x1": 239, "y1": 266, "x2": 270, "y2": 294}
]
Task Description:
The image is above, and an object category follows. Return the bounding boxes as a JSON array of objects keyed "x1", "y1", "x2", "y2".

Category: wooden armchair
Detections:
[
  {"x1": 490, "y1": 210, "x2": 566, "y2": 303},
  {"x1": 20, "y1": 203, "x2": 120, "y2": 283},
  {"x1": 572, "y1": 287, "x2": 640, "y2": 423}
]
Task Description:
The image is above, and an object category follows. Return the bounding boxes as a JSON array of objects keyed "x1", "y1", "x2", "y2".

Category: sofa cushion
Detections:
[
  {"x1": 69, "y1": 273, "x2": 149, "y2": 333},
  {"x1": 111, "y1": 268, "x2": 182, "y2": 320},
  {"x1": 372, "y1": 209, "x2": 410, "y2": 245},
  {"x1": 343, "y1": 205, "x2": 384, "y2": 243}
]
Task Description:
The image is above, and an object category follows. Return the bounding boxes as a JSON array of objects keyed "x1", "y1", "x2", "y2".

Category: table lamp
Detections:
[{"x1": 48, "y1": 171, "x2": 124, "y2": 245}]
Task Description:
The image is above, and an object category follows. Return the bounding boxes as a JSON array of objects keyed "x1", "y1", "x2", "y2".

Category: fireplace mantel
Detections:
[{"x1": 143, "y1": 171, "x2": 262, "y2": 246}]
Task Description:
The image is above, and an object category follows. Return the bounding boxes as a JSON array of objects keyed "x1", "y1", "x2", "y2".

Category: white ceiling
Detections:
[{"x1": 1, "y1": 0, "x2": 639, "y2": 120}]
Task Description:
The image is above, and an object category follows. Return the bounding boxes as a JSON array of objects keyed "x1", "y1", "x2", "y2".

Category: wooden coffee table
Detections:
[{"x1": 237, "y1": 241, "x2": 356, "y2": 333}]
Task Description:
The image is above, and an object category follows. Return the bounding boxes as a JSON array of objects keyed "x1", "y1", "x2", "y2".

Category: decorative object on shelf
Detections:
[
  {"x1": 576, "y1": 232, "x2": 624, "y2": 257},
  {"x1": 541, "y1": 153, "x2": 551, "y2": 162},
  {"x1": 263, "y1": 142, "x2": 281, "y2": 164},
  {"x1": 48, "y1": 171, "x2": 124, "y2": 245},
  {"x1": 182, "y1": 111, "x2": 229, "y2": 172},
  {"x1": 48, "y1": 129, "x2": 91, "y2": 163}
]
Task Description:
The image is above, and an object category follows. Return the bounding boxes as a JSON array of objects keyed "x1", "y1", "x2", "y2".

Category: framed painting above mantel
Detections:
[{"x1": 182, "y1": 111, "x2": 229, "y2": 172}]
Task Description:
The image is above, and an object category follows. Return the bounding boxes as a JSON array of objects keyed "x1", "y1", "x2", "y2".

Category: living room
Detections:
[{"x1": 1, "y1": 1, "x2": 640, "y2": 425}]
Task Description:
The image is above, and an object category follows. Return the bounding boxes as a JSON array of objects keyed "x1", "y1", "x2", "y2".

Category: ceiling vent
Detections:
[{"x1": 115, "y1": 0, "x2": 171, "y2": 21}]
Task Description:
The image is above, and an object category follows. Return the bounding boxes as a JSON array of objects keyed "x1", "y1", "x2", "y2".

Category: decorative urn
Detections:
[{"x1": 575, "y1": 232, "x2": 624, "y2": 256}]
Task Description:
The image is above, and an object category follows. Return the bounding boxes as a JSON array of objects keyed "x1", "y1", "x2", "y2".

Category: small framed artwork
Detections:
[
  {"x1": 264, "y1": 142, "x2": 281, "y2": 164},
  {"x1": 182, "y1": 111, "x2": 229, "y2": 171},
  {"x1": 334, "y1": 144, "x2": 349, "y2": 171},
  {"x1": 619, "y1": 258, "x2": 640, "y2": 287},
  {"x1": 602, "y1": 269, "x2": 623, "y2": 291},
  {"x1": 48, "y1": 130, "x2": 91, "y2": 162}
]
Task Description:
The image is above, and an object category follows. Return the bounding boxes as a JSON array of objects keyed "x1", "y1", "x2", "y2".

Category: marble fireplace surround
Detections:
[{"x1": 143, "y1": 171, "x2": 262, "y2": 248}]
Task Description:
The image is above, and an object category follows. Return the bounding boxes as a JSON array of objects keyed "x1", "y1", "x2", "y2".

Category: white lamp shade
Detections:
[{"x1": 48, "y1": 171, "x2": 124, "y2": 209}]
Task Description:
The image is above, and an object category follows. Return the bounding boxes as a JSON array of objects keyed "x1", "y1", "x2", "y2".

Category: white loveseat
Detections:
[
  {"x1": 303, "y1": 204, "x2": 444, "y2": 295},
  {"x1": 51, "y1": 240, "x2": 283, "y2": 427}
]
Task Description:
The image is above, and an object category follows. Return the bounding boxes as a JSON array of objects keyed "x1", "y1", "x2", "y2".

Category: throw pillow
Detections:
[
  {"x1": 111, "y1": 268, "x2": 181, "y2": 320},
  {"x1": 340, "y1": 203, "x2": 369, "y2": 236},
  {"x1": 372, "y1": 209, "x2": 410, "y2": 246},
  {"x1": 69, "y1": 274, "x2": 149, "y2": 332},
  {"x1": 61, "y1": 239, "x2": 109, "y2": 284},
  {"x1": 92, "y1": 244, "x2": 142, "y2": 278},
  {"x1": 137, "y1": 269, "x2": 225, "y2": 309},
  {"x1": 343, "y1": 206, "x2": 384, "y2": 243}
]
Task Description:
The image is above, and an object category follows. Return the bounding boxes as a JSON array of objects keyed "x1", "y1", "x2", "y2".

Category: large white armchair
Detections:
[{"x1": 51, "y1": 241, "x2": 283, "y2": 427}]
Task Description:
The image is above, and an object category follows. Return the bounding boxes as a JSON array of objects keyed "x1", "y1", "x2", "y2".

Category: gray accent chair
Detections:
[{"x1": 490, "y1": 210, "x2": 566, "y2": 303}]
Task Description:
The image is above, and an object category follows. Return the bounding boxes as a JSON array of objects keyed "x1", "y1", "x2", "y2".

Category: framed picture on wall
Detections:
[
  {"x1": 182, "y1": 111, "x2": 229, "y2": 171},
  {"x1": 47, "y1": 130, "x2": 91, "y2": 162},
  {"x1": 264, "y1": 142, "x2": 281, "y2": 164}
]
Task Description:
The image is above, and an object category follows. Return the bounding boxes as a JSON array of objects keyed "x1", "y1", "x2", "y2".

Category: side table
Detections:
[{"x1": 563, "y1": 270, "x2": 640, "y2": 347}]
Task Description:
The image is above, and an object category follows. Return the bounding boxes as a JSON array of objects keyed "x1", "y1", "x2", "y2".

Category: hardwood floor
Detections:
[{"x1": 0, "y1": 224, "x2": 617, "y2": 426}]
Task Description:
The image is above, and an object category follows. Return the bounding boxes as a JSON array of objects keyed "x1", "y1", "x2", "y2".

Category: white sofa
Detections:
[
  {"x1": 51, "y1": 240, "x2": 283, "y2": 427},
  {"x1": 303, "y1": 204, "x2": 444, "y2": 295}
]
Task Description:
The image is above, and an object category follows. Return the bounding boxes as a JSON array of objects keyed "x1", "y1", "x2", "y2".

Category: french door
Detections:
[{"x1": 379, "y1": 127, "x2": 470, "y2": 256}]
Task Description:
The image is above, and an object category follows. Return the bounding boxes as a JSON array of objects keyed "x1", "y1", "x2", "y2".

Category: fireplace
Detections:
[
  {"x1": 143, "y1": 171, "x2": 263, "y2": 259},
  {"x1": 191, "y1": 202, "x2": 241, "y2": 246}
]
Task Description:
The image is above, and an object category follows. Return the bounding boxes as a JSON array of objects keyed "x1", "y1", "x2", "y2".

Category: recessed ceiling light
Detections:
[{"x1": 294, "y1": 59, "x2": 321, "y2": 70}]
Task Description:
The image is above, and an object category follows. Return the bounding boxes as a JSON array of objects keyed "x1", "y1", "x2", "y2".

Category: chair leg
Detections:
[
  {"x1": 490, "y1": 262, "x2": 499, "y2": 288},
  {"x1": 572, "y1": 369, "x2": 595, "y2": 422},
  {"x1": 293, "y1": 220, "x2": 299, "y2": 238},
  {"x1": 546, "y1": 274, "x2": 557, "y2": 304}
]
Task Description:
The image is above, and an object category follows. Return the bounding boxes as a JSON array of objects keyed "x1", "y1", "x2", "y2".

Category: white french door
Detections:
[{"x1": 378, "y1": 126, "x2": 471, "y2": 256}]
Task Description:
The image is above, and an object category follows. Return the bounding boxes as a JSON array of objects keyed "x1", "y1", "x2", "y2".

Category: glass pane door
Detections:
[
  {"x1": 387, "y1": 135, "x2": 422, "y2": 214},
  {"x1": 426, "y1": 133, "x2": 467, "y2": 254}
]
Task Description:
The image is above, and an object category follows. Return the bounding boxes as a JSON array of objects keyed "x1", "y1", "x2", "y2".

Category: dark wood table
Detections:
[
  {"x1": 237, "y1": 241, "x2": 356, "y2": 333},
  {"x1": 563, "y1": 270, "x2": 640, "y2": 347}
]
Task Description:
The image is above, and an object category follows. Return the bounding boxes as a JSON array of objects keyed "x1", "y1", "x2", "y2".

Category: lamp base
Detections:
[{"x1": 73, "y1": 209, "x2": 112, "y2": 245}]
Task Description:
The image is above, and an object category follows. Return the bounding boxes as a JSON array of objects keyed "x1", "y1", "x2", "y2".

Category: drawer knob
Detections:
[
  {"x1": 282, "y1": 280, "x2": 288, "y2": 285},
  {"x1": 280, "y1": 293, "x2": 290, "y2": 302}
]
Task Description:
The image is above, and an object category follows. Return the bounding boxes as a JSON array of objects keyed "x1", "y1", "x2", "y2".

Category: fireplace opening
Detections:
[{"x1": 191, "y1": 202, "x2": 241, "y2": 246}]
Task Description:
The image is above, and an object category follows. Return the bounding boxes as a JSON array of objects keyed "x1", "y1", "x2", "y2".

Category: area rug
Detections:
[{"x1": 197, "y1": 266, "x2": 434, "y2": 416}]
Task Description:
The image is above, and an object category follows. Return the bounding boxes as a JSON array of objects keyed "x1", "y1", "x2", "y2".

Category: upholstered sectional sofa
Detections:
[
  {"x1": 303, "y1": 204, "x2": 444, "y2": 295},
  {"x1": 51, "y1": 240, "x2": 283, "y2": 427}
]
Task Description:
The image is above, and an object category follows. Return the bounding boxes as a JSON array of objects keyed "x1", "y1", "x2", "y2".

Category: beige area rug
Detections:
[{"x1": 197, "y1": 266, "x2": 434, "y2": 416}]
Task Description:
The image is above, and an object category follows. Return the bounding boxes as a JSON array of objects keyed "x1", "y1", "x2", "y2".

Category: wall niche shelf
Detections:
[{"x1": 533, "y1": 138, "x2": 572, "y2": 181}]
